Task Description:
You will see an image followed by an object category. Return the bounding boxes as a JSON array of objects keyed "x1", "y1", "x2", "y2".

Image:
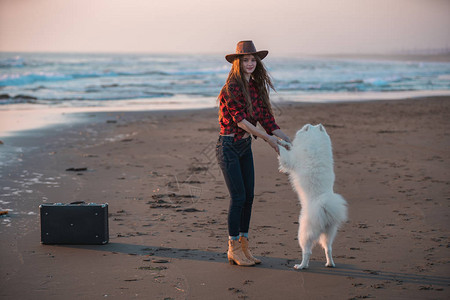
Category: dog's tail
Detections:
[{"x1": 308, "y1": 193, "x2": 348, "y2": 230}]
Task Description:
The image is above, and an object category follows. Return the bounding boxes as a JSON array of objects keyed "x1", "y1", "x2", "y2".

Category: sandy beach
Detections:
[{"x1": 0, "y1": 97, "x2": 449, "y2": 299}]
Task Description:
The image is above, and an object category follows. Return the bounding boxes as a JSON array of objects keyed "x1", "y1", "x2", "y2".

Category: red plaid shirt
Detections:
[{"x1": 218, "y1": 79, "x2": 279, "y2": 141}]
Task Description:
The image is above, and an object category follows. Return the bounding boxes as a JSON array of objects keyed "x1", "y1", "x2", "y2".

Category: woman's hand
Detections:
[
  {"x1": 277, "y1": 139, "x2": 291, "y2": 150},
  {"x1": 272, "y1": 129, "x2": 291, "y2": 148}
]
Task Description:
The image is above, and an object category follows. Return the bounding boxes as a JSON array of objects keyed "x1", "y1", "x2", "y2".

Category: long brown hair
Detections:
[{"x1": 219, "y1": 55, "x2": 275, "y2": 119}]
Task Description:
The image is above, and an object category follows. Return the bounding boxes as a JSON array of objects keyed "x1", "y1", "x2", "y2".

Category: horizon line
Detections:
[{"x1": 1, "y1": 49, "x2": 450, "y2": 58}]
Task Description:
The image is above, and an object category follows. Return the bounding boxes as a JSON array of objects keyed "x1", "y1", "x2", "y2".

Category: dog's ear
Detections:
[{"x1": 318, "y1": 124, "x2": 328, "y2": 133}]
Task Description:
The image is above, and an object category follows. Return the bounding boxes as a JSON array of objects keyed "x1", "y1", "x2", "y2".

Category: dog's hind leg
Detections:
[
  {"x1": 294, "y1": 221, "x2": 315, "y2": 270},
  {"x1": 295, "y1": 235, "x2": 314, "y2": 270},
  {"x1": 320, "y1": 225, "x2": 338, "y2": 268}
]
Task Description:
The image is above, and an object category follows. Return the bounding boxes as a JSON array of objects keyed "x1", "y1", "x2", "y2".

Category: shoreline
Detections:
[
  {"x1": 2, "y1": 90, "x2": 450, "y2": 138},
  {"x1": 1, "y1": 96, "x2": 449, "y2": 299},
  {"x1": 0, "y1": 95, "x2": 218, "y2": 138}
]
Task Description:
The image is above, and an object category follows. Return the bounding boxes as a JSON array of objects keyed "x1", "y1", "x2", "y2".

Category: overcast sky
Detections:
[{"x1": 1, "y1": 0, "x2": 449, "y2": 55}]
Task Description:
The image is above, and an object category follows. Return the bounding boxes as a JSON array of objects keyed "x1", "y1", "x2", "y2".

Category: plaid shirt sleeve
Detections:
[
  {"x1": 220, "y1": 83, "x2": 247, "y2": 124},
  {"x1": 258, "y1": 104, "x2": 280, "y2": 135}
]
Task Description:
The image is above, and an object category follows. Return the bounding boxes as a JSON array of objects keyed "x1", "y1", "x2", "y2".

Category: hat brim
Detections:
[{"x1": 225, "y1": 50, "x2": 269, "y2": 63}]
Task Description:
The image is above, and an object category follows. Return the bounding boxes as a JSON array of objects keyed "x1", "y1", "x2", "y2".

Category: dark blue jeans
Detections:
[{"x1": 216, "y1": 135, "x2": 255, "y2": 237}]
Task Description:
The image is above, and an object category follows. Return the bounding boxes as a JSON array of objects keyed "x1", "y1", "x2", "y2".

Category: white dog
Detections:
[{"x1": 278, "y1": 124, "x2": 348, "y2": 270}]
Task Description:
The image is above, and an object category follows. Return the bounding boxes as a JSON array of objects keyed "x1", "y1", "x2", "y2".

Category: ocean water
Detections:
[{"x1": 1, "y1": 52, "x2": 449, "y2": 106}]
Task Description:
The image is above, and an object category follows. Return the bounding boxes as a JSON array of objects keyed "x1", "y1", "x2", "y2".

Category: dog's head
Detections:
[
  {"x1": 279, "y1": 124, "x2": 332, "y2": 173},
  {"x1": 293, "y1": 124, "x2": 329, "y2": 144},
  {"x1": 290, "y1": 123, "x2": 332, "y2": 156}
]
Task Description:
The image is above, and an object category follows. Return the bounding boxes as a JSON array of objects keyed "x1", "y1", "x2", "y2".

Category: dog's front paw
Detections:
[
  {"x1": 325, "y1": 262, "x2": 336, "y2": 268},
  {"x1": 294, "y1": 263, "x2": 308, "y2": 270}
]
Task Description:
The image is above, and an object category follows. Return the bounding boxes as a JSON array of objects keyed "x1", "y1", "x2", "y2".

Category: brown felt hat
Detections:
[{"x1": 225, "y1": 40, "x2": 269, "y2": 63}]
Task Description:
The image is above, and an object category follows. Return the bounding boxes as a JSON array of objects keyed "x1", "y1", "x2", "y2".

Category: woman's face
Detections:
[{"x1": 241, "y1": 55, "x2": 257, "y2": 76}]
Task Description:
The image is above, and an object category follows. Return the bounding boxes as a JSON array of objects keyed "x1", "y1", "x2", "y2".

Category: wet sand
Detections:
[{"x1": 1, "y1": 97, "x2": 449, "y2": 299}]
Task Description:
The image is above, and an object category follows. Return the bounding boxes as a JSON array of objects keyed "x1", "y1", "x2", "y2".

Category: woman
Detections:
[{"x1": 216, "y1": 40, "x2": 291, "y2": 266}]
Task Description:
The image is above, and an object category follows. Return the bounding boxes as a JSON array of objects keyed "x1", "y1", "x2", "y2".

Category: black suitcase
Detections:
[{"x1": 40, "y1": 202, "x2": 109, "y2": 245}]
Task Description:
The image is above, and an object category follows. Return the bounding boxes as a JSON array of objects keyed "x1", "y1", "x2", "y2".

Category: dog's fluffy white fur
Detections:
[{"x1": 278, "y1": 124, "x2": 348, "y2": 270}]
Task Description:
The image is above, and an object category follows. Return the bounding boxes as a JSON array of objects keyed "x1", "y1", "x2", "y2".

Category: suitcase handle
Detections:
[{"x1": 70, "y1": 201, "x2": 86, "y2": 205}]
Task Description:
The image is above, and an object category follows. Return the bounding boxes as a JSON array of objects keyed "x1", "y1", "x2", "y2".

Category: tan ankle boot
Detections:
[
  {"x1": 228, "y1": 240, "x2": 255, "y2": 266},
  {"x1": 239, "y1": 237, "x2": 261, "y2": 264}
]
